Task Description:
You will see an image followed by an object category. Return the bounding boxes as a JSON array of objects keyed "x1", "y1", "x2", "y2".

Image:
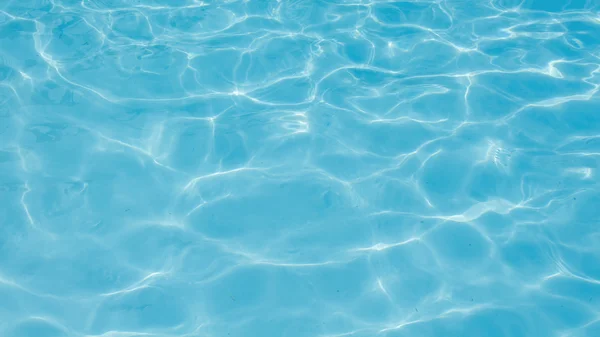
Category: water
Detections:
[{"x1": 1, "y1": 0, "x2": 600, "y2": 336}]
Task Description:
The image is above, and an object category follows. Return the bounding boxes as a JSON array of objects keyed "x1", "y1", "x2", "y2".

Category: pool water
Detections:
[{"x1": 1, "y1": 0, "x2": 600, "y2": 336}]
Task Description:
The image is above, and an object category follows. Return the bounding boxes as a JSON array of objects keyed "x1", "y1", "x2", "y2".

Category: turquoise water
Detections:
[{"x1": 1, "y1": 0, "x2": 600, "y2": 336}]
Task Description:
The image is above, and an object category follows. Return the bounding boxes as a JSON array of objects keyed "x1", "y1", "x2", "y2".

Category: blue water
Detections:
[{"x1": 1, "y1": 0, "x2": 600, "y2": 336}]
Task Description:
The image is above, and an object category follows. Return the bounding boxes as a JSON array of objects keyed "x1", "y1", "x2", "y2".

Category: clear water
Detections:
[{"x1": 1, "y1": 0, "x2": 599, "y2": 336}]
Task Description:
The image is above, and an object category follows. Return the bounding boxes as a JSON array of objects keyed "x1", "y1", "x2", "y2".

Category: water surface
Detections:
[{"x1": 1, "y1": 0, "x2": 600, "y2": 336}]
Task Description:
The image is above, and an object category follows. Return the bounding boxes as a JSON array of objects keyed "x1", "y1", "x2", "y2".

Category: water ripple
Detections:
[{"x1": 1, "y1": 0, "x2": 600, "y2": 336}]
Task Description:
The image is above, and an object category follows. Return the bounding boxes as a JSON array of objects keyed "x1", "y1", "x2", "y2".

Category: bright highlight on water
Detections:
[{"x1": 1, "y1": 0, "x2": 599, "y2": 336}]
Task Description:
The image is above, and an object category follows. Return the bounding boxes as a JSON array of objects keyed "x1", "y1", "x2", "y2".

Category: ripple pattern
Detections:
[{"x1": 1, "y1": 0, "x2": 600, "y2": 336}]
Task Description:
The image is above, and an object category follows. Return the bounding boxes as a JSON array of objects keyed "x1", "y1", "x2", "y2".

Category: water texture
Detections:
[{"x1": 1, "y1": 0, "x2": 600, "y2": 336}]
